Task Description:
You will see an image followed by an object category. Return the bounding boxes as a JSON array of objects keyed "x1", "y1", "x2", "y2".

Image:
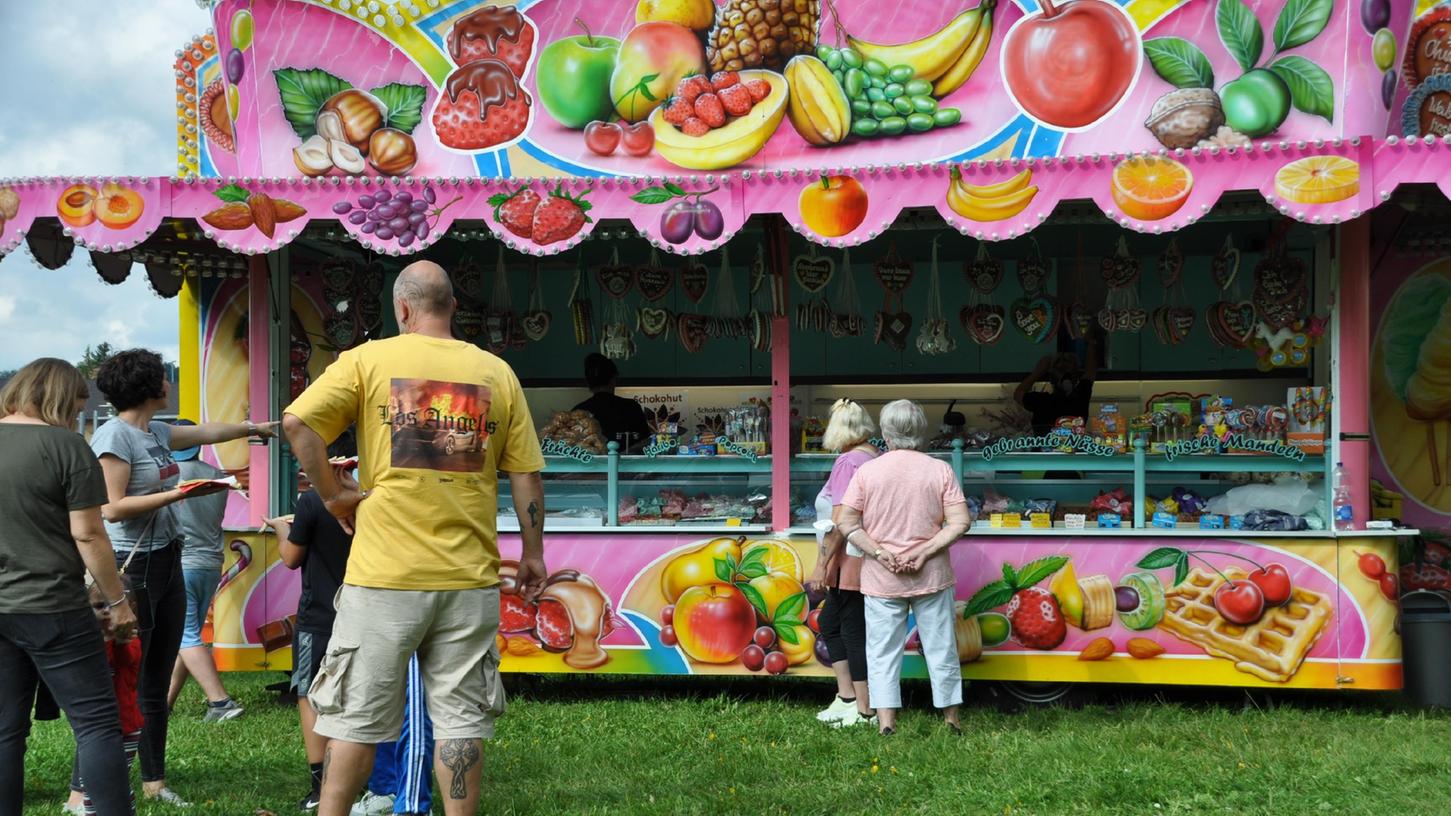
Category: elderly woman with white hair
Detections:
[
  {"x1": 837, "y1": 399, "x2": 971, "y2": 735},
  {"x1": 808, "y1": 399, "x2": 878, "y2": 728}
]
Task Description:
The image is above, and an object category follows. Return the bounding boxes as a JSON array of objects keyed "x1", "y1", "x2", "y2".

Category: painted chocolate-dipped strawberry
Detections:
[
  {"x1": 447, "y1": 5, "x2": 536, "y2": 78},
  {"x1": 432, "y1": 60, "x2": 532, "y2": 151}
]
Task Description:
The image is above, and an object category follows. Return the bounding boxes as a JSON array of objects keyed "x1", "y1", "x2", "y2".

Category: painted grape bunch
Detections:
[{"x1": 332, "y1": 186, "x2": 459, "y2": 247}]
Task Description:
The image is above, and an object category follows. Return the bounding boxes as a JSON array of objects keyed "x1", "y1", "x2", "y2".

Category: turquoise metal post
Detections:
[
  {"x1": 606, "y1": 441, "x2": 619, "y2": 527},
  {"x1": 951, "y1": 438, "x2": 964, "y2": 483},
  {"x1": 1133, "y1": 436, "x2": 1146, "y2": 528}
]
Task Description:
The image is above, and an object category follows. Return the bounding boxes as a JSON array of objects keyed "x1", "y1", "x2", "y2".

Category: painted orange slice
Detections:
[{"x1": 1111, "y1": 156, "x2": 1193, "y2": 222}]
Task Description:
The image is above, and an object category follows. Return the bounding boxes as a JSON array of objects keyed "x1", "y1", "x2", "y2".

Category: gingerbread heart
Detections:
[
  {"x1": 680, "y1": 261, "x2": 708, "y2": 304},
  {"x1": 1211, "y1": 237, "x2": 1240, "y2": 290},
  {"x1": 1210, "y1": 301, "x2": 1256, "y2": 347},
  {"x1": 636, "y1": 263, "x2": 672, "y2": 302},
  {"x1": 1064, "y1": 301, "x2": 1093, "y2": 339},
  {"x1": 874, "y1": 248, "x2": 913, "y2": 293},
  {"x1": 875, "y1": 311, "x2": 912, "y2": 351},
  {"x1": 454, "y1": 307, "x2": 484, "y2": 341},
  {"x1": 678, "y1": 313, "x2": 709, "y2": 353},
  {"x1": 358, "y1": 294, "x2": 382, "y2": 334},
  {"x1": 452, "y1": 260, "x2": 484, "y2": 299},
  {"x1": 1011, "y1": 297, "x2": 1058, "y2": 343},
  {"x1": 1255, "y1": 286, "x2": 1306, "y2": 330},
  {"x1": 597, "y1": 263, "x2": 634, "y2": 299},
  {"x1": 1255, "y1": 254, "x2": 1307, "y2": 301},
  {"x1": 960, "y1": 305, "x2": 1005, "y2": 345},
  {"x1": 1157, "y1": 239, "x2": 1183, "y2": 289},
  {"x1": 1101, "y1": 253, "x2": 1139, "y2": 288},
  {"x1": 1017, "y1": 256, "x2": 1049, "y2": 296},
  {"x1": 522, "y1": 309, "x2": 551, "y2": 341},
  {"x1": 325, "y1": 312, "x2": 357, "y2": 348},
  {"x1": 1097, "y1": 306, "x2": 1116, "y2": 332},
  {"x1": 1168, "y1": 306, "x2": 1195, "y2": 344},
  {"x1": 359, "y1": 261, "x2": 386, "y2": 297},
  {"x1": 1151, "y1": 305, "x2": 1172, "y2": 345},
  {"x1": 639, "y1": 307, "x2": 669, "y2": 339},
  {"x1": 793, "y1": 254, "x2": 834, "y2": 293},
  {"x1": 1113, "y1": 308, "x2": 1146, "y2": 332},
  {"x1": 966, "y1": 253, "x2": 1003, "y2": 294}
]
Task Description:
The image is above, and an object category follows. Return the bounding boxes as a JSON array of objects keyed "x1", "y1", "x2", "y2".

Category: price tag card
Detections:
[
  {"x1": 1003, "y1": 513, "x2": 1023, "y2": 529},
  {"x1": 1064, "y1": 513, "x2": 1086, "y2": 529},
  {"x1": 1030, "y1": 512, "x2": 1052, "y2": 528}
]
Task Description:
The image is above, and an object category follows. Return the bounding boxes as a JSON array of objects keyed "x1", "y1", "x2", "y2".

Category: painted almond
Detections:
[
  {"x1": 249, "y1": 192, "x2": 278, "y2": 238},
  {"x1": 1127, "y1": 638, "x2": 1166, "y2": 659},
  {"x1": 273, "y1": 199, "x2": 307, "y2": 223},
  {"x1": 1077, "y1": 637, "x2": 1114, "y2": 661},
  {"x1": 506, "y1": 636, "x2": 541, "y2": 656},
  {"x1": 201, "y1": 202, "x2": 253, "y2": 231}
]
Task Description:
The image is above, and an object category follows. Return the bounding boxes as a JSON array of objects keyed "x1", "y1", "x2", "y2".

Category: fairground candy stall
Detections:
[{"x1": 3, "y1": 0, "x2": 1449, "y2": 696}]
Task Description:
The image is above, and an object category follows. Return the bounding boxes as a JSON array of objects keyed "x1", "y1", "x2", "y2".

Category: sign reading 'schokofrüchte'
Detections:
[
  {"x1": 1163, "y1": 434, "x2": 1307, "y2": 463},
  {"x1": 541, "y1": 438, "x2": 595, "y2": 464},
  {"x1": 980, "y1": 435, "x2": 1118, "y2": 461}
]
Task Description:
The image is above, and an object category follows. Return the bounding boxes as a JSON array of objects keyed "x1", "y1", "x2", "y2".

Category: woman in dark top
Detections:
[
  {"x1": 573, "y1": 353, "x2": 652, "y2": 452},
  {"x1": 1014, "y1": 333, "x2": 1100, "y2": 435},
  {"x1": 0, "y1": 358, "x2": 137, "y2": 816},
  {"x1": 89, "y1": 349, "x2": 276, "y2": 806}
]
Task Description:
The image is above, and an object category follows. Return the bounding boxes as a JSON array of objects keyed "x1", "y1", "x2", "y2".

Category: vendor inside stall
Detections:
[
  {"x1": 573, "y1": 353, "x2": 651, "y2": 453},
  {"x1": 1015, "y1": 332, "x2": 1100, "y2": 435}
]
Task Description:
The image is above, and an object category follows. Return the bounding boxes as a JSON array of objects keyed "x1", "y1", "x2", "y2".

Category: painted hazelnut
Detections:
[
  {"x1": 367, "y1": 128, "x2": 418, "y2": 176},
  {"x1": 319, "y1": 89, "x2": 387, "y2": 154},
  {"x1": 292, "y1": 135, "x2": 334, "y2": 176},
  {"x1": 1145, "y1": 88, "x2": 1225, "y2": 150}
]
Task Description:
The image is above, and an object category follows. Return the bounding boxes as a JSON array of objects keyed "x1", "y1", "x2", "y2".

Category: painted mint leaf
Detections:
[
  {"x1": 774, "y1": 591, "x2": 807, "y2": 623},
  {"x1": 1270, "y1": 56, "x2": 1335, "y2": 123},
  {"x1": 274, "y1": 67, "x2": 352, "y2": 140},
  {"x1": 1174, "y1": 558, "x2": 1190, "y2": 587},
  {"x1": 1137, "y1": 547, "x2": 1187, "y2": 569},
  {"x1": 738, "y1": 582, "x2": 769, "y2": 620},
  {"x1": 664, "y1": 182, "x2": 687, "y2": 197},
  {"x1": 215, "y1": 184, "x2": 251, "y2": 204},
  {"x1": 964, "y1": 580, "x2": 1014, "y2": 617},
  {"x1": 1144, "y1": 38, "x2": 1215, "y2": 89},
  {"x1": 774, "y1": 621, "x2": 801, "y2": 646},
  {"x1": 713, "y1": 557, "x2": 732, "y2": 584},
  {"x1": 371, "y1": 83, "x2": 426, "y2": 134},
  {"x1": 1216, "y1": 0, "x2": 1264, "y2": 73},
  {"x1": 1272, "y1": 0, "x2": 1333, "y2": 52},
  {"x1": 1015, "y1": 556, "x2": 1070, "y2": 589}
]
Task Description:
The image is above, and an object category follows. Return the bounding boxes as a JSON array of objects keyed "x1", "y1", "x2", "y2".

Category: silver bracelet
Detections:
[{"x1": 105, "y1": 595, "x2": 127, "y2": 609}]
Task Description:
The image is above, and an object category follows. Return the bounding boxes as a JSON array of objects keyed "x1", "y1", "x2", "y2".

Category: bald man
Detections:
[{"x1": 283, "y1": 260, "x2": 547, "y2": 816}]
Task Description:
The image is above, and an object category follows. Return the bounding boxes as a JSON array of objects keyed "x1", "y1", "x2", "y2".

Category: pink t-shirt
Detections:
[
  {"x1": 817, "y1": 448, "x2": 876, "y2": 591},
  {"x1": 841, "y1": 449, "x2": 966, "y2": 598}
]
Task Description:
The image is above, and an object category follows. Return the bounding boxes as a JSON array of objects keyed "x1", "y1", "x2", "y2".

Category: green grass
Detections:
[{"x1": 19, "y1": 674, "x2": 1451, "y2": 815}]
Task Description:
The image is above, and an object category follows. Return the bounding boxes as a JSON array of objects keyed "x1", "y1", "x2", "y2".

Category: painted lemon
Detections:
[
  {"x1": 1274, "y1": 155, "x2": 1360, "y2": 205},
  {"x1": 741, "y1": 539, "x2": 802, "y2": 582}
]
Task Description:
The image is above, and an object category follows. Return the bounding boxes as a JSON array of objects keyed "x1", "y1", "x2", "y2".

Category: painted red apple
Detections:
[
  {"x1": 672, "y1": 582, "x2": 758, "y2": 663},
  {"x1": 1000, "y1": 0, "x2": 1141, "y2": 129},
  {"x1": 1247, "y1": 563, "x2": 1292, "y2": 607}
]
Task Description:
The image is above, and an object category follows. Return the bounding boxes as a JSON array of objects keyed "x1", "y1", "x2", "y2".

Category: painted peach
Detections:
[
  {"x1": 57, "y1": 184, "x2": 98, "y2": 228},
  {"x1": 94, "y1": 183, "x2": 145, "y2": 230}
]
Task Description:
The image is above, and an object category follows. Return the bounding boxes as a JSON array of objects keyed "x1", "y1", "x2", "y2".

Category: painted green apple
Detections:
[
  {"x1": 1220, "y1": 69, "x2": 1292, "y2": 138},
  {"x1": 537, "y1": 21, "x2": 621, "y2": 130}
]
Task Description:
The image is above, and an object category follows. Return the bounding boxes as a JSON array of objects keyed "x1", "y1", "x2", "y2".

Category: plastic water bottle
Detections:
[{"x1": 1332, "y1": 461, "x2": 1354, "y2": 531}]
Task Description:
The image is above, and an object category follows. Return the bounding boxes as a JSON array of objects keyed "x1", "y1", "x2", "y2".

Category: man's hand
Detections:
[
  {"x1": 514, "y1": 553, "x2": 548, "y2": 603},
  {"x1": 248, "y1": 420, "x2": 281, "y2": 440},
  {"x1": 323, "y1": 487, "x2": 367, "y2": 535},
  {"x1": 901, "y1": 540, "x2": 939, "y2": 573}
]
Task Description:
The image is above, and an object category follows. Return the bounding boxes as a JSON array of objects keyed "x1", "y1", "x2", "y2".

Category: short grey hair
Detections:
[
  {"x1": 393, "y1": 260, "x2": 455, "y2": 316},
  {"x1": 879, "y1": 399, "x2": 928, "y2": 451}
]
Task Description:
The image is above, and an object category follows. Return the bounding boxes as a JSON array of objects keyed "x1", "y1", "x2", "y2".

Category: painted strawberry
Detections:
[
  {"x1": 1006, "y1": 587, "x2": 1067, "y2": 650},
  {"x1": 661, "y1": 97, "x2": 694, "y2": 127},
  {"x1": 530, "y1": 187, "x2": 592, "y2": 245},
  {"x1": 693, "y1": 93, "x2": 726, "y2": 128},
  {"x1": 499, "y1": 594, "x2": 538, "y2": 633},
  {"x1": 432, "y1": 61, "x2": 532, "y2": 151},
  {"x1": 489, "y1": 187, "x2": 542, "y2": 239},
  {"x1": 676, "y1": 75, "x2": 712, "y2": 105},
  {"x1": 447, "y1": 5, "x2": 536, "y2": 78},
  {"x1": 718, "y1": 84, "x2": 754, "y2": 117},
  {"x1": 744, "y1": 79, "x2": 771, "y2": 102}
]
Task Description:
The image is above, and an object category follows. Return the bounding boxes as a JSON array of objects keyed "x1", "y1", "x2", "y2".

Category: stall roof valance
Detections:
[{"x1": 2, "y1": 135, "x2": 1449, "y2": 261}]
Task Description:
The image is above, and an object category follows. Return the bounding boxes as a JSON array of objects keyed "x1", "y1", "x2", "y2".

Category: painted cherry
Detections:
[
  {"x1": 620, "y1": 121, "x2": 656, "y2": 156},
  {"x1": 1000, "y1": 0, "x2": 1141, "y2": 129},
  {"x1": 1214, "y1": 579, "x2": 1266, "y2": 625},
  {"x1": 1356, "y1": 552, "x2": 1386, "y2": 580},
  {"x1": 1247, "y1": 563, "x2": 1293, "y2": 607},
  {"x1": 584, "y1": 120, "x2": 622, "y2": 156},
  {"x1": 1380, "y1": 573, "x2": 1398, "y2": 601},
  {"x1": 660, "y1": 604, "x2": 675, "y2": 625},
  {"x1": 659, "y1": 624, "x2": 678, "y2": 646}
]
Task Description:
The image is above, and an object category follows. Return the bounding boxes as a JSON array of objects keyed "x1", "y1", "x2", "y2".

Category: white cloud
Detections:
[{"x1": 0, "y1": 294, "x2": 14, "y2": 322}]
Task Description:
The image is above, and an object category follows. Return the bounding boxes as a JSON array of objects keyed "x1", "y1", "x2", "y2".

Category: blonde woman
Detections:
[
  {"x1": 808, "y1": 399, "x2": 878, "y2": 728},
  {"x1": 838, "y1": 399, "x2": 971, "y2": 736},
  {"x1": 0, "y1": 359, "x2": 137, "y2": 815}
]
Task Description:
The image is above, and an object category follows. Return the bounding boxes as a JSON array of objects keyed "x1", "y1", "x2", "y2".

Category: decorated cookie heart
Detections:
[
  {"x1": 1255, "y1": 286, "x2": 1306, "y2": 330},
  {"x1": 325, "y1": 312, "x2": 357, "y2": 348},
  {"x1": 874, "y1": 247, "x2": 913, "y2": 293},
  {"x1": 680, "y1": 261, "x2": 709, "y2": 304},
  {"x1": 1255, "y1": 253, "x2": 1307, "y2": 301},
  {"x1": 1101, "y1": 250, "x2": 1139, "y2": 288},
  {"x1": 636, "y1": 263, "x2": 672, "y2": 302},
  {"x1": 638, "y1": 307, "x2": 670, "y2": 339},
  {"x1": 965, "y1": 250, "x2": 1003, "y2": 294},
  {"x1": 321, "y1": 260, "x2": 354, "y2": 295},
  {"x1": 454, "y1": 307, "x2": 484, "y2": 341},
  {"x1": 1064, "y1": 301, "x2": 1093, "y2": 340},
  {"x1": 522, "y1": 309, "x2": 551, "y2": 341},
  {"x1": 452, "y1": 260, "x2": 484, "y2": 299},
  {"x1": 1168, "y1": 306, "x2": 1195, "y2": 344},
  {"x1": 597, "y1": 262, "x2": 634, "y2": 299},
  {"x1": 793, "y1": 253, "x2": 834, "y2": 293},
  {"x1": 1210, "y1": 301, "x2": 1256, "y2": 347},
  {"x1": 1011, "y1": 297, "x2": 1058, "y2": 343},
  {"x1": 960, "y1": 304, "x2": 1005, "y2": 345},
  {"x1": 1017, "y1": 255, "x2": 1050, "y2": 296},
  {"x1": 1151, "y1": 305, "x2": 1172, "y2": 345},
  {"x1": 1211, "y1": 236, "x2": 1240, "y2": 290},
  {"x1": 678, "y1": 313, "x2": 709, "y2": 353},
  {"x1": 1115, "y1": 308, "x2": 1147, "y2": 332},
  {"x1": 875, "y1": 311, "x2": 912, "y2": 351},
  {"x1": 1097, "y1": 306, "x2": 1116, "y2": 332}
]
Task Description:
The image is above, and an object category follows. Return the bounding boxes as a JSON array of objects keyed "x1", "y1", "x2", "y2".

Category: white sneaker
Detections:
[
  {"x1": 815, "y1": 696, "x2": 856, "y2": 723},
  {"x1": 146, "y1": 787, "x2": 192, "y2": 807},
  {"x1": 831, "y1": 709, "x2": 878, "y2": 729},
  {"x1": 351, "y1": 792, "x2": 397, "y2": 816}
]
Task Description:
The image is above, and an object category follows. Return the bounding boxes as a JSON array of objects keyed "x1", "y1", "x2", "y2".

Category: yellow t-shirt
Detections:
[{"x1": 285, "y1": 333, "x2": 544, "y2": 590}]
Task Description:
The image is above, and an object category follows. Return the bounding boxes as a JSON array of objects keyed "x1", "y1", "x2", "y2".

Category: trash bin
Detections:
[{"x1": 1400, "y1": 590, "x2": 1451, "y2": 708}]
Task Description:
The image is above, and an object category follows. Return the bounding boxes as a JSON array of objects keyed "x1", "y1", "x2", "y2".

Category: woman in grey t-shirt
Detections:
[{"x1": 88, "y1": 349, "x2": 275, "y2": 807}]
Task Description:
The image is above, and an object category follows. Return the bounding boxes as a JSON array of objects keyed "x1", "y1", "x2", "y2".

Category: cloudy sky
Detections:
[{"x1": 0, "y1": 1, "x2": 212, "y2": 370}]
